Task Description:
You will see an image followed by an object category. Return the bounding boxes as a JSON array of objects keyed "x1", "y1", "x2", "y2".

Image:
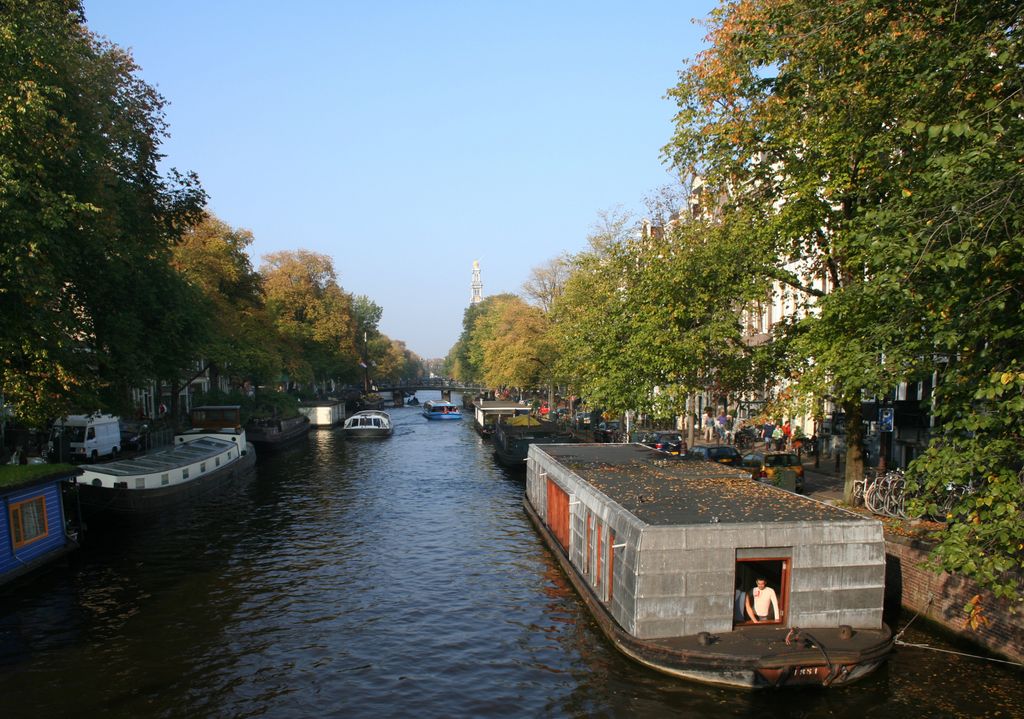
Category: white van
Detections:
[{"x1": 49, "y1": 414, "x2": 121, "y2": 462}]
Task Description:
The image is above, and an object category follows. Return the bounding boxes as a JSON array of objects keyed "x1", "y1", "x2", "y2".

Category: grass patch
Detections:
[{"x1": 0, "y1": 463, "x2": 79, "y2": 489}]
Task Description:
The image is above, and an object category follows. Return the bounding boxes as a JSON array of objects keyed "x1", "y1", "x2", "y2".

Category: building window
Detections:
[{"x1": 10, "y1": 495, "x2": 49, "y2": 549}]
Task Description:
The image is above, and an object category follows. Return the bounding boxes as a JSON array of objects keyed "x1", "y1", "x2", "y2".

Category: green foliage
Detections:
[
  {"x1": 662, "y1": 0, "x2": 1023, "y2": 599},
  {"x1": 0, "y1": 0, "x2": 206, "y2": 425},
  {"x1": 553, "y1": 214, "x2": 768, "y2": 417}
]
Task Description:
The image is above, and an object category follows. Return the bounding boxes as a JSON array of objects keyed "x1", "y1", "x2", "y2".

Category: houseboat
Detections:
[
  {"x1": 76, "y1": 405, "x2": 256, "y2": 517},
  {"x1": 343, "y1": 410, "x2": 393, "y2": 438},
  {"x1": 298, "y1": 400, "x2": 345, "y2": 428},
  {"x1": 245, "y1": 413, "x2": 310, "y2": 451},
  {"x1": 422, "y1": 400, "x2": 461, "y2": 420},
  {"x1": 524, "y1": 443, "x2": 892, "y2": 688},
  {"x1": 1, "y1": 464, "x2": 82, "y2": 587},
  {"x1": 493, "y1": 416, "x2": 575, "y2": 467},
  {"x1": 472, "y1": 399, "x2": 530, "y2": 437}
]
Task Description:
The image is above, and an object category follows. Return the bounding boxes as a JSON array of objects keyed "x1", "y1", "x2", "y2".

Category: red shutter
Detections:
[{"x1": 546, "y1": 479, "x2": 570, "y2": 550}]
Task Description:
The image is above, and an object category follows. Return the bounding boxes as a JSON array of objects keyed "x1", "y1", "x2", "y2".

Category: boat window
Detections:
[
  {"x1": 9, "y1": 495, "x2": 49, "y2": 548},
  {"x1": 161, "y1": 473, "x2": 170, "y2": 486},
  {"x1": 135, "y1": 477, "x2": 145, "y2": 489},
  {"x1": 733, "y1": 555, "x2": 790, "y2": 627}
]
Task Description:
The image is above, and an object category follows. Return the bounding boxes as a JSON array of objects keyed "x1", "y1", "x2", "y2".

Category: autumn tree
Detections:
[
  {"x1": 0, "y1": 0, "x2": 206, "y2": 425},
  {"x1": 171, "y1": 214, "x2": 282, "y2": 392},
  {"x1": 260, "y1": 251, "x2": 357, "y2": 389}
]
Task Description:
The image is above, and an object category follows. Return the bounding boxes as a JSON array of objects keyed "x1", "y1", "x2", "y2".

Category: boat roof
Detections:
[
  {"x1": 81, "y1": 437, "x2": 238, "y2": 477},
  {"x1": 349, "y1": 410, "x2": 391, "y2": 418},
  {"x1": 533, "y1": 444, "x2": 867, "y2": 527},
  {"x1": 425, "y1": 401, "x2": 458, "y2": 407},
  {"x1": 475, "y1": 400, "x2": 528, "y2": 410}
]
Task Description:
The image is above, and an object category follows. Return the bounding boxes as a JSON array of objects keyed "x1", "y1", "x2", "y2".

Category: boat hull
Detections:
[
  {"x1": 523, "y1": 494, "x2": 892, "y2": 689},
  {"x1": 343, "y1": 427, "x2": 392, "y2": 438},
  {"x1": 246, "y1": 416, "x2": 310, "y2": 450},
  {"x1": 423, "y1": 413, "x2": 462, "y2": 420},
  {"x1": 77, "y1": 444, "x2": 256, "y2": 518}
]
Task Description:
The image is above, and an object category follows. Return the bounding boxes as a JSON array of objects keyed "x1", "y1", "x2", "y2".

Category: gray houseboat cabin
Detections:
[{"x1": 524, "y1": 443, "x2": 892, "y2": 688}]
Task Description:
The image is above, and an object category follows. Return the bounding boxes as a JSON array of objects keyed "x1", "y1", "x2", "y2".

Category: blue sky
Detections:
[{"x1": 83, "y1": 1, "x2": 716, "y2": 358}]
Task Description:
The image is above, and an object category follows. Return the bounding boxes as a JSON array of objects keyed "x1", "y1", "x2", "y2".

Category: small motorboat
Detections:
[
  {"x1": 422, "y1": 400, "x2": 461, "y2": 420},
  {"x1": 343, "y1": 410, "x2": 393, "y2": 438}
]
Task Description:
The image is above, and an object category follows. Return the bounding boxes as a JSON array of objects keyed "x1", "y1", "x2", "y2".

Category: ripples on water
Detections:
[{"x1": 1, "y1": 394, "x2": 1021, "y2": 718}]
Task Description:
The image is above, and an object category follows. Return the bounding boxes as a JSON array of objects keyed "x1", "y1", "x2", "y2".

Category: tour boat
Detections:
[
  {"x1": 76, "y1": 405, "x2": 256, "y2": 517},
  {"x1": 524, "y1": 443, "x2": 893, "y2": 688},
  {"x1": 343, "y1": 410, "x2": 393, "y2": 438},
  {"x1": 422, "y1": 400, "x2": 462, "y2": 420}
]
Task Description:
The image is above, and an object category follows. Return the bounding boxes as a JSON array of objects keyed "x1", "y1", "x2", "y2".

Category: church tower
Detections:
[{"x1": 470, "y1": 260, "x2": 483, "y2": 305}]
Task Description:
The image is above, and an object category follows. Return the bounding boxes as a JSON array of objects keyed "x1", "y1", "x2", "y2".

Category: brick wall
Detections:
[{"x1": 885, "y1": 534, "x2": 1023, "y2": 663}]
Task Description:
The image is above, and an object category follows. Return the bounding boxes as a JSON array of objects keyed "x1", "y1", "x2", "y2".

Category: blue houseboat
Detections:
[
  {"x1": 422, "y1": 400, "x2": 462, "y2": 420},
  {"x1": 1, "y1": 464, "x2": 82, "y2": 587}
]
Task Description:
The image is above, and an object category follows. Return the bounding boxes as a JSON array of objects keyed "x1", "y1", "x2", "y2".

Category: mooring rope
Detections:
[{"x1": 893, "y1": 603, "x2": 1024, "y2": 668}]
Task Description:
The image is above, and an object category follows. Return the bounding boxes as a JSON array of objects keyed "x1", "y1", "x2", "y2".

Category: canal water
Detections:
[{"x1": 1, "y1": 393, "x2": 1020, "y2": 718}]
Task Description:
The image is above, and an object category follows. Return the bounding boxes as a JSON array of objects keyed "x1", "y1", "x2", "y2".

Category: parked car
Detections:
[
  {"x1": 594, "y1": 420, "x2": 622, "y2": 442},
  {"x1": 636, "y1": 430, "x2": 685, "y2": 455},
  {"x1": 741, "y1": 451, "x2": 805, "y2": 493},
  {"x1": 687, "y1": 444, "x2": 742, "y2": 465}
]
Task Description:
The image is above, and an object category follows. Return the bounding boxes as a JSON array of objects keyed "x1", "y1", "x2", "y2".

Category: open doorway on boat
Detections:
[{"x1": 733, "y1": 554, "x2": 790, "y2": 627}]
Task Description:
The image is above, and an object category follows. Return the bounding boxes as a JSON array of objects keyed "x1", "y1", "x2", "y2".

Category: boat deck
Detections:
[
  {"x1": 81, "y1": 438, "x2": 238, "y2": 477},
  {"x1": 537, "y1": 444, "x2": 857, "y2": 526}
]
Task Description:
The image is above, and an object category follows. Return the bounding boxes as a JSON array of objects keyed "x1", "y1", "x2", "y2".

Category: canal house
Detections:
[
  {"x1": 524, "y1": 443, "x2": 892, "y2": 688},
  {"x1": 1, "y1": 465, "x2": 82, "y2": 587}
]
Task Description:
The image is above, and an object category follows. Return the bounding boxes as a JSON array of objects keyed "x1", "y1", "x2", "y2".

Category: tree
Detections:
[
  {"x1": 171, "y1": 213, "x2": 282, "y2": 390},
  {"x1": 521, "y1": 254, "x2": 572, "y2": 314},
  {"x1": 448, "y1": 294, "x2": 518, "y2": 384},
  {"x1": 0, "y1": 0, "x2": 206, "y2": 425},
  {"x1": 480, "y1": 298, "x2": 553, "y2": 391},
  {"x1": 664, "y1": 0, "x2": 1023, "y2": 598},
  {"x1": 260, "y1": 250, "x2": 357, "y2": 388},
  {"x1": 553, "y1": 210, "x2": 767, "y2": 420}
]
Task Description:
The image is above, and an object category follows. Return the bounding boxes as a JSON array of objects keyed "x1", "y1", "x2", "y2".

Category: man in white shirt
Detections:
[{"x1": 745, "y1": 577, "x2": 781, "y2": 623}]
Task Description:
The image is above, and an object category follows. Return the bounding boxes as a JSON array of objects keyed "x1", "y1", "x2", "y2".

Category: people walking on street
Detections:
[
  {"x1": 725, "y1": 414, "x2": 734, "y2": 444},
  {"x1": 782, "y1": 420, "x2": 792, "y2": 448},
  {"x1": 772, "y1": 424, "x2": 785, "y2": 450},
  {"x1": 763, "y1": 421, "x2": 775, "y2": 450}
]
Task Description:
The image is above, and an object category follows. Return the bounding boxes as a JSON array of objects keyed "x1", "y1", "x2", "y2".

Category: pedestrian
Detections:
[
  {"x1": 763, "y1": 421, "x2": 774, "y2": 450},
  {"x1": 782, "y1": 420, "x2": 792, "y2": 448},
  {"x1": 772, "y1": 424, "x2": 784, "y2": 450},
  {"x1": 744, "y1": 577, "x2": 781, "y2": 623},
  {"x1": 725, "y1": 414, "x2": 734, "y2": 444},
  {"x1": 716, "y1": 411, "x2": 727, "y2": 442}
]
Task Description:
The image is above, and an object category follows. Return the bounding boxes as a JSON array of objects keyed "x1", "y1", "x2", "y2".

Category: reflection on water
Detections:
[{"x1": 1, "y1": 392, "x2": 1020, "y2": 718}]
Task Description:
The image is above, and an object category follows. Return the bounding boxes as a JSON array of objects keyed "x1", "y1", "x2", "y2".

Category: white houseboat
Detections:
[{"x1": 76, "y1": 405, "x2": 256, "y2": 517}]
